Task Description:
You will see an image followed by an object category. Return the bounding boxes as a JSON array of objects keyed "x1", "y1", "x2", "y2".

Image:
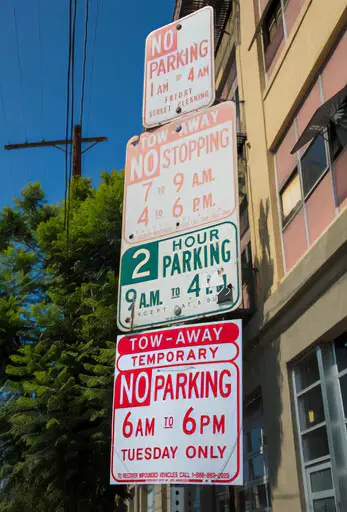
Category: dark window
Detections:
[
  {"x1": 263, "y1": 0, "x2": 283, "y2": 49},
  {"x1": 234, "y1": 86, "x2": 241, "y2": 131},
  {"x1": 334, "y1": 334, "x2": 347, "y2": 373},
  {"x1": 246, "y1": 426, "x2": 262, "y2": 453},
  {"x1": 302, "y1": 426, "x2": 330, "y2": 462},
  {"x1": 313, "y1": 497, "x2": 336, "y2": 512},
  {"x1": 339, "y1": 373, "x2": 347, "y2": 418},
  {"x1": 295, "y1": 351, "x2": 320, "y2": 392},
  {"x1": 262, "y1": 0, "x2": 289, "y2": 70},
  {"x1": 298, "y1": 385, "x2": 325, "y2": 430},
  {"x1": 249, "y1": 454, "x2": 265, "y2": 479},
  {"x1": 240, "y1": 198, "x2": 249, "y2": 237},
  {"x1": 241, "y1": 393, "x2": 272, "y2": 511},
  {"x1": 217, "y1": 47, "x2": 237, "y2": 101},
  {"x1": 300, "y1": 136, "x2": 328, "y2": 196},
  {"x1": 328, "y1": 101, "x2": 347, "y2": 162},
  {"x1": 262, "y1": 0, "x2": 283, "y2": 50},
  {"x1": 258, "y1": 483, "x2": 272, "y2": 508},
  {"x1": 310, "y1": 468, "x2": 333, "y2": 493}
]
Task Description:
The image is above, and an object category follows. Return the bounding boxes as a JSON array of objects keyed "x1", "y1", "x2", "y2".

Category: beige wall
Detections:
[
  {"x1": 237, "y1": 0, "x2": 284, "y2": 304},
  {"x1": 213, "y1": 0, "x2": 347, "y2": 510},
  {"x1": 230, "y1": 0, "x2": 347, "y2": 308},
  {"x1": 244, "y1": 208, "x2": 347, "y2": 512},
  {"x1": 263, "y1": 0, "x2": 347, "y2": 149}
]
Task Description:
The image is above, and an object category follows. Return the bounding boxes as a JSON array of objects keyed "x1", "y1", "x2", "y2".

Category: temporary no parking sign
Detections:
[
  {"x1": 110, "y1": 320, "x2": 243, "y2": 486},
  {"x1": 143, "y1": 6, "x2": 215, "y2": 128},
  {"x1": 117, "y1": 102, "x2": 241, "y2": 332}
]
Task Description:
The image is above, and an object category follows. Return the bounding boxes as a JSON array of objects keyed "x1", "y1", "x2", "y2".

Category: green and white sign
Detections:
[
  {"x1": 118, "y1": 222, "x2": 240, "y2": 331},
  {"x1": 117, "y1": 102, "x2": 241, "y2": 331}
]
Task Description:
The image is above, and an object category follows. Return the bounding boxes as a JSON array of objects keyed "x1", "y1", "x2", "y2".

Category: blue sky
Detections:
[{"x1": 0, "y1": 0, "x2": 174, "y2": 209}]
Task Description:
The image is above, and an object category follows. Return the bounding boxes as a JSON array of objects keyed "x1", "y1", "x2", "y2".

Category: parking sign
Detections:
[
  {"x1": 117, "y1": 102, "x2": 241, "y2": 332},
  {"x1": 143, "y1": 7, "x2": 215, "y2": 128},
  {"x1": 110, "y1": 321, "x2": 243, "y2": 485}
]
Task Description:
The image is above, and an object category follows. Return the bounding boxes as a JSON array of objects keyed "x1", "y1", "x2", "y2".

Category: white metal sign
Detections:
[
  {"x1": 143, "y1": 6, "x2": 215, "y2": 128},
  {"x1": 110, "y1": 321, "x2": 243, "y2": 486},
  {"x1": 118, "y1": 102, "x2": 241, "y2": 332}
]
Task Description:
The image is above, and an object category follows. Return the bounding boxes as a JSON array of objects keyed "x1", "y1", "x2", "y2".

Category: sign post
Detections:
[
  {"x1": 110, "y1": 321, "x2": 243, "y2": 486},
  {"x1": 143, "y1": 6, "x2": 215, "y2": 128},
  {"x1": 117, "y1": 102, "x2": 241, "y2": 331}
]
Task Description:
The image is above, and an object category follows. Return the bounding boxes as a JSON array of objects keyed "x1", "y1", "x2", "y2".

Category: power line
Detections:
[
  {"x1": 12, "y1": 3, "x2": 27, "y2": 141},
  {"x1": 5, "y1": 0, "x2": 107, "y2": 227},
  {"x1": 69, "y1": 0, "x2": 78, "y2": 183},
  {"x1": 86, "y1": 0, "x2": 99, "y2": 135},
  {"x1": 66, "y1": 0, "x2": 78, "y2": 250},
  {"x1": 64, "y1": 0, "x2": 73, "y2": 228},
  {"x1": 80, "y1": 0, "x2": 89, "y2": 128}
]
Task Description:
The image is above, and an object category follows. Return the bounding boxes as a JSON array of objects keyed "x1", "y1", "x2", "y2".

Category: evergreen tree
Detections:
[{"x1": 0, "y1": 172, "x2": 127, "y2": 511}]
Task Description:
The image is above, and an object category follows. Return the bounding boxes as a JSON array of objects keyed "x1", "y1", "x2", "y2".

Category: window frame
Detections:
[
  {"x1": 299, "y1": 133, "x2": 330, "y2": 199},
  {"x1": 306, "y1": 462, "x2": 337, "y2": 510},
  {"x1": 333, "y1": 339, "x2": 347, "y2": 432},
  {"x1": 328, "y1": 116, "x2": 347, "y2": 164},
  {"x1": 291, "y1": 344, "x2": 347, "y2": 510},
  {"x1": 216, "y1": 46, "x2": 237, "y2": 101},
  {"x1": 262, "y1": 0, "x2": 283, "y2": 50},
  {"x1": 275, "y1": 122, "x2": 334, "y2": 260},
  {"x1": 279, "y1": 167, "x2": 303, "y2": 227},
  {"x1": 239, "y1": 393, "x2": 272, "y2": 512}
]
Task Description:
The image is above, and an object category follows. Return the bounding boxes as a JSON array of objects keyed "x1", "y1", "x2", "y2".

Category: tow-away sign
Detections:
[
  {"x1": 117, "y1": 102, "x2": 241, "y2": 332},
  {"x1": 143, "y1": 6, "x2": 215, "y2": 128},
  {"x1": 110, "y1": 320, "x2": 243, "y2": 486}
]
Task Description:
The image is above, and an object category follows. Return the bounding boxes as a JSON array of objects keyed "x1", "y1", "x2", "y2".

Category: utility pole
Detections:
[
  {"x1": 72, "y1": 125, "x2": 82, "y2": 178},
  {"x1": 4, "y1": 125, "x2": 107, "y2": 179}
]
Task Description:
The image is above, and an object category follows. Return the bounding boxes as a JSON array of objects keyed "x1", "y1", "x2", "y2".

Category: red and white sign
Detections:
[
  {"x1": 110, "y1": 321, "x2": 243, "y2": 485},
  {"x1": 123, "y1": 102, "x2": 238, "y2": 244},
  {"x1": 143, "y1": 6, "x2": 215, "y2": 128},
  {"x1": 117, "y1": 102, "x2": 241, "y2": 331}
]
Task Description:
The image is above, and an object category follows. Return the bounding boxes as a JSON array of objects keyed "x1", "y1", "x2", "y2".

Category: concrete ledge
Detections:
[{"x1": 245, "y1": 207, "x2": 347, "y2": 343}]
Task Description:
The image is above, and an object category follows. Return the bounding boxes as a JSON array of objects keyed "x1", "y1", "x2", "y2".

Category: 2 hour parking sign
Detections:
[
  {"x1": 110, "y1": 321, "x2": 243, "y2": 485},
  {"x1": 117, "y1": 102, "x2": 241, "y2": 332}
]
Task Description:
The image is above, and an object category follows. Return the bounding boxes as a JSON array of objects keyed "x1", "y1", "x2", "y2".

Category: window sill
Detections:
[{"x1": 263, "y1": 0, "x2": 314, "y2": 101}]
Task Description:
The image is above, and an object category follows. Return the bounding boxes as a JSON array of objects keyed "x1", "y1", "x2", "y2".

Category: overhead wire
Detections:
[
  {"x1": 64, "y1": 0, "x2": 73, "y2": 229},
  {"x1": 80, "y1": 0, "x2": 89, "y2": 129},
  {"x1": 86, "y1": 0, "x2": 99, "y2": 135},
  {"x1": 66, "y1": 0, "x2": 78, "y2": 251}
]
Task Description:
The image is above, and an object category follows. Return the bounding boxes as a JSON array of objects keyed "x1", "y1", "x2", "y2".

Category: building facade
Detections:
[{"x1": 128, "y1": 0, "x2": 347, "y2": 510}]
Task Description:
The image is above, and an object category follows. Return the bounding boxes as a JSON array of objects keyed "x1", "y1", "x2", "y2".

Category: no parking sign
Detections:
[{"x1": 110, "y1": 320, "x2": 243, "y2": 486}]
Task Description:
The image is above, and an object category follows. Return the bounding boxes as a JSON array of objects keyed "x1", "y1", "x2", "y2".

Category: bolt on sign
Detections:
[
  {"x1": 117, "y1": 101, "x2": 241, "y2": 332},
  {"x1": 143, "y1": 6, "x2": 215, "y2": 129},
  {"x1": 110, "y1": 320, "x2": 243, "y2": 486}
]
